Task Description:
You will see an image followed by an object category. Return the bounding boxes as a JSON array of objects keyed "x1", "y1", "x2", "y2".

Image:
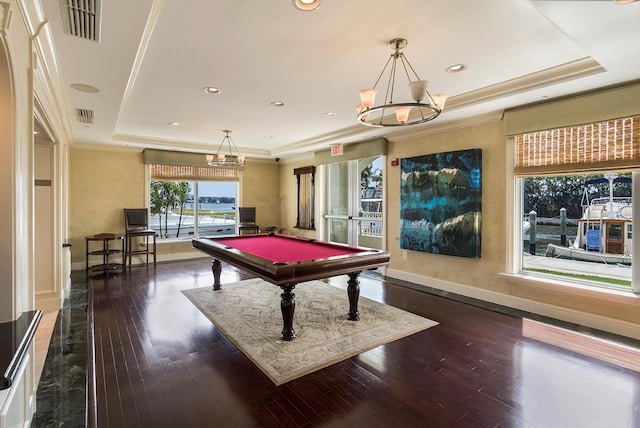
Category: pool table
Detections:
[{"x1": 192, "y1": 233, "x2": 390, "y2": 340}]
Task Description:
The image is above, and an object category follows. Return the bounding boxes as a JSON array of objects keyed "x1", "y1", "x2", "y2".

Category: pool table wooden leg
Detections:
[
  {"x1": 347, "y1": 272, "x2": 361, "y2": 321},
  {"x1": 279, "y1": 284, "x2": 296, "y2": 341},
  {"x1": 211, "y1": 259, "x2": 222, "y2": 290}
]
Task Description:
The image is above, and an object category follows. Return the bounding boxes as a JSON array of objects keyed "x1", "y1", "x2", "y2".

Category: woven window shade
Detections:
[
  {"x1": 150, "y1": 164, "x2": 239, "y2": 181},
  {"x1": 514, "y1": 117, "x2": 640, "y2": 175}
]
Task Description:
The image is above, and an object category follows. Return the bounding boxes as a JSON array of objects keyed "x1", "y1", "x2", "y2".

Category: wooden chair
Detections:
[
  {"x1": 123, "y1": 208, "x2": 157, "y2": 267},
  {"x1": 238, "y1": 207, "x2": 260, "y2": 234}
]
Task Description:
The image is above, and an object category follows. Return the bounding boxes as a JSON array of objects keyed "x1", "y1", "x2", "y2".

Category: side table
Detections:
[{"x1": 85, "y1": 233, "x2": 125, "y2": 275}]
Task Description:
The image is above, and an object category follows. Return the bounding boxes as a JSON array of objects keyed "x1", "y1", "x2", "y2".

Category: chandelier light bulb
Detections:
[
  {"x1": 395, "y1": 106, "x2": 412, "y2": 123},
  {"x1": 237, "y1": 154, "x2": 246, "y2": 164},
  {"x1": 409, "y1": 80, "x2": 429, "y2": 103},
  {"x1": 358, "y1": 89, "x2": 377, "y2": 109},
  {"x1": 431, "y1": 93, "x2": 448, "y2": 110},
  {"x1": 217, "y1": 153, "x2": 226, "y2": 162}
]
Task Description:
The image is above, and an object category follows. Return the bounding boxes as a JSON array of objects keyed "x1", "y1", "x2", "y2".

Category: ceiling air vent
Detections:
[
  {"x1": 76, "y1": 108, "x2": 94, "y2": 124},
  {"x1": 60, "y1": 0, "x2": 101, "y2": 42}
]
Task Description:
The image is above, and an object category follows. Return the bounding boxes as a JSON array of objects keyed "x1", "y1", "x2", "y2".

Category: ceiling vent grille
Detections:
[
  {"x1": 76, "y1": 108, "x2": 94, "y2": 124},
  {"x1": 60, "y1": 0, "x2": 101, "y2": 42}
]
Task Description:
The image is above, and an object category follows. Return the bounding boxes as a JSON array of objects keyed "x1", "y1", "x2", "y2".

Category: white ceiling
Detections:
[{"x1": 40, "y1": 0, "x2": 640, "y2": 159}]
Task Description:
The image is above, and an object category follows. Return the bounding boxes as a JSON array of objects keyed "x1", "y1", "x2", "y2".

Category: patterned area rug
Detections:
[{"x1": 182, "y1": 278, "x2": 438, "y2": 385}]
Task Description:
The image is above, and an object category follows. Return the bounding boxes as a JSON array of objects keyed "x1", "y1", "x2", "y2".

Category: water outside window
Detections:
[
  {"x1": 150, "y1": 180, "x2": 237, "y2": 239},
  {"x1": 521, "y1": 172, "x2": 633, "y2": 290}
]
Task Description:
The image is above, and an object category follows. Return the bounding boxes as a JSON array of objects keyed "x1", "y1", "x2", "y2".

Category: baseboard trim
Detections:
[
  {"x1": 72, "y1": 252, "x2": 208, "y2": 272},
  {"x1": 386, "y1": 268, "x2": 640, "y2": 341},
  {"x1": 35, "y1": 292, "x2": 63, "y2": 312}
]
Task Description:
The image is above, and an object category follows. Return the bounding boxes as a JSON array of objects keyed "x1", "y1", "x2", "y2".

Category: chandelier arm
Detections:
[
  {"x1": 228, "y1": 138, "x2": 241, "y2": 156},
  {"x1": 385, "y1": 55, "x2": 397, "y2": 105},
  {"x1": 215, "y1": 138, "x2": 227, "y2": 154},
  {"x1": 418, "y1": 104, "x2": 426, "y2": 121},
  {"x1": 371, "y1": 55, "x2": 393, "y2": 90},
  {"x1": 401, "y1": 54, "x2": 422, "y2": 82},
  {"x1": 424, "y1": 91, "x2": 437, "y2": 107}
]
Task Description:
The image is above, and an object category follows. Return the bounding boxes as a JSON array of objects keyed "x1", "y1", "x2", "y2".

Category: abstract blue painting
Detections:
[{"x1": 400, "y1": 148, "x2": 482, "y2": 258}]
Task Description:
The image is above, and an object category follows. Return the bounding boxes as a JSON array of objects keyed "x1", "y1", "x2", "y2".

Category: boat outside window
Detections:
[
  {"x1": 512, "y1": 116, "x2": 640, "y2": 293},
  {"x1": 520, "y1": 172, "x2": 634, "y2": 292}
]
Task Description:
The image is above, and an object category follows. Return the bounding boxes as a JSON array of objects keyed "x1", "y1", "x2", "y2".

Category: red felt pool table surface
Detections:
[
  {"x1": 214, "y1": 234, "x2": 362, "y2": 263},
  {"x1": 192, "y1": 233, "x2": 390, "y2": 286}
]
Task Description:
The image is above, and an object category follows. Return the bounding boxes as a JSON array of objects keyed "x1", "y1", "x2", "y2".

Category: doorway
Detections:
[{"x1": 324, "y1": 156, "x2": 384, "y2": 250}]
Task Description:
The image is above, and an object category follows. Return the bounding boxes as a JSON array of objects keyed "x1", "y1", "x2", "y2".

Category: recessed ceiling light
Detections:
[
  {"x1": 169, "y1": 122, "x2": 180, "y2": 126},
  {"x1": 293, "y1": 0, "x2": 320, "y2": 11},
  {"x1": 270, "y1": 101, "x2": 285, "y2": 107},
  {"x1": 70, "y1": 83, "x2": 100, "y2": 93},
  {"x1": 203, "y1": 87, "x2": 221, "y2": 94},
  {"x1": 446, "y1": 64, "x2": 466, "y2": 73},
  {"x1": 323, "y1": 112, "x2": 336, "y2": 117}
]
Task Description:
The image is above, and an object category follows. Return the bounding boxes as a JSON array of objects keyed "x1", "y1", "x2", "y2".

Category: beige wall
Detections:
[
  {"x1": 280, "y1": 157, "x2": 317, "y2": 240},
  {"x1": 69, "y1": 149, "x2": 282, "y2": 265},
  {"x1": 384, "y1": 120, "x2": 639, "y2": 336},
  {"x1": 241, "y1": 159, "x2": 281, "y2": 229},
  {"x1": 386, "y1": 122, "x2": 506, "y2": 289},
  {"x1": 69, "y1": 149, "x2": 145, "y2": 263},
  {"x1": 275, "y1": 120, "x2": 639, "y2": 338}
]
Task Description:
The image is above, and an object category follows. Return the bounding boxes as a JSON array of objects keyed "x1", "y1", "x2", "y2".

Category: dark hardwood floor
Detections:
[{"x1": 90, "y1": 258, "x2": 640, "y2": 428}]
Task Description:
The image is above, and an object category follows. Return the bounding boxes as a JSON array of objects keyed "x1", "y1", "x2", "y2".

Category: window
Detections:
[
  {"x1": 143, "y1": 150, "x2": 241, "y2": 240},
  {"x1": 294, "y1": 166, "x2": 315, "y2": 230},
  {"x1": 520, "y1": 172, "x2": 633, "y2": 290},
  {"x1": 514, "y1": 117, "x2": 639, "y2": 293},
  {"x1": 150, "y1": 180, "x2": 238, "y2": 239}
]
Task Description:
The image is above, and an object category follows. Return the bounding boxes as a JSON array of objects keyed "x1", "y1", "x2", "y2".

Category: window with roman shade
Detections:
[
  {"x1": 143, "y1": 149, "x2": 240, "y2": 181},
  {"x1": 514, "y1": 117, "x2": 640, "y2": 175},
  {"x1": 142, "y1": 149, "x2": 239, "y2": 240}
]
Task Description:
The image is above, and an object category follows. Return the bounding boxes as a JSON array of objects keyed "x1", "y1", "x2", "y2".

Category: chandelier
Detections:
[
  {"x1": 205, "y1": 130, "x2": 245, "y2": 169},
  {"x1": 357, "y1": 38, "x2": 447, "y2": 127}
]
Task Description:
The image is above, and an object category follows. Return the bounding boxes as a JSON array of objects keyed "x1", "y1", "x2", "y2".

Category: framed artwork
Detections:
[{"x1": 400, "y1": 148, "x2": 482, "y2": 258}]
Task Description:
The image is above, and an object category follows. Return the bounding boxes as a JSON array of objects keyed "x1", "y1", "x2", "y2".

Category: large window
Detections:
[
  {"x1": 514, "y1": 117, "x2": 639, "y2": 293},
  {"x1": 150, "y1": 180, "x2": 238, "y2": 240},
  {"x1": 519, "y1": 172, "x2": 634, "y2": 291},
  {"x1": 143, "y1": 150, "x2": 241, "y2": 240}
]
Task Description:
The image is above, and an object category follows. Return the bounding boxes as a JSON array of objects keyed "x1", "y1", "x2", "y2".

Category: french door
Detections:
[{"x1": 324, "y1": 156, "x2": 384, "y2": 250}]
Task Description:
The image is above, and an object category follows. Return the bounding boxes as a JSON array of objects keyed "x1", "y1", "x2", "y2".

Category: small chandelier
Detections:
[
  {"x1": 357, "y1": 38, "x2": 447, "y2": 127},
  {"x1": 205, "y1": 130, "x2": 246, "y2": 169}
]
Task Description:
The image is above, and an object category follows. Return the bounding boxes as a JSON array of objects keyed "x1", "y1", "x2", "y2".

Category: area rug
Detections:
[{"x1": 182, "y1": 278, "x2": 438, "y2": 385}]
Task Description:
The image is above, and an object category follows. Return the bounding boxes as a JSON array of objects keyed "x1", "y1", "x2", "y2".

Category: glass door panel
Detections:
[
  {"x1": 325, "y1": 156, "x2": 384, "y2": 249},
  {"x1": 356, "y1": 156, "x2": 383, "y2": 250},
  {"x1": 326, "y1": 161, "x2": 350, "y2": 244}
]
